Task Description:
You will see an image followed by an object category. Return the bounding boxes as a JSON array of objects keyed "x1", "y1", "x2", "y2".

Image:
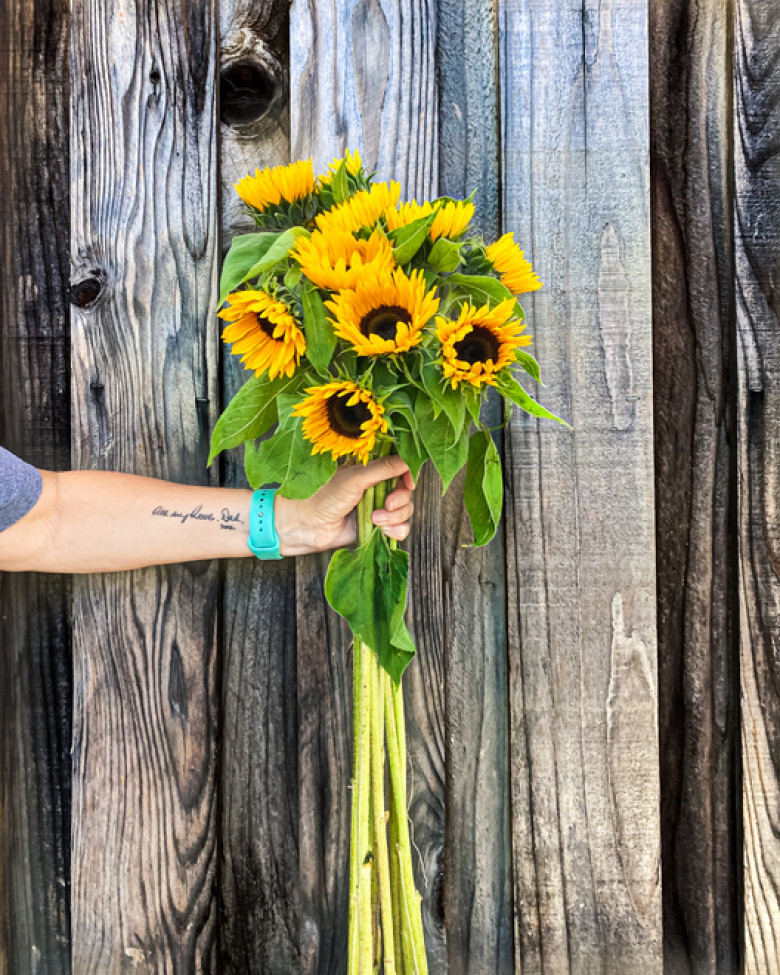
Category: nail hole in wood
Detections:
[
  {"x1": 149, "y1": 66, "x2": 161, "y2": 85},
  {"x1": 220, "y1": 61, "x2": 276, "y2": 125}
]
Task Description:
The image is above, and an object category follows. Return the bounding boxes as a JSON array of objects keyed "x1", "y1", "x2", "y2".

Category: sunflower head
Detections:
[
  {"x1": 317, "y1": 149, "x2": 367, "y2": 188},
  {"x1": 292, "y1": 227, "x2": 395, "y2": 291},
  {"x1": 315, "y1": 181, "x2": 402, "y2": 236},
  {"x1": 436, "y1": 298, "x2": 531, "y2": 388},
  {"x1": 384, "y1": 198, "x2": 475, "y2": 241},
  {"x1": 485, "y1": 233, "x2": 542, "y2": 294},
  {"x1": 234, "y1": 160, "x2": 317, "y2": 229},
  {"x1": 292, "y1": 380, "x2": 388, "y2": 464},
  {"x1": 326, "y1": 267, "x2": 440, "y2": 356},
  {"x1": 219, "y1": 289, "x2": 306, "y2": 380}
]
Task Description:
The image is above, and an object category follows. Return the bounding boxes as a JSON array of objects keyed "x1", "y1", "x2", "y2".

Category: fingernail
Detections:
[{"x1": 373, "y1": 511, "x2": 387, "y2": 524}]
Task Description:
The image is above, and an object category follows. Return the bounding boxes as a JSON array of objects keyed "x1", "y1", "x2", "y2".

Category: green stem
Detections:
[
  {"x1": 349, "y1": 486, "x2": 376, "y2": 974},
  {"x1": 384, "y1": 677, "x2": 428, "y2": 974},
  {"x1": 371, "y1": 651, "x2": 396, "y2": 972}
]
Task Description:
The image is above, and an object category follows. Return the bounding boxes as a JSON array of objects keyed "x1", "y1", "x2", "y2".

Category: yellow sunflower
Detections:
[
  {"x1": 234, "y1": 159, "x2": 316, "y2": 213},
  {"x1": 436, "y1": 298, "x2": 531, "y2": 388},
  {"x1": 326, "y1": 267, "x2": 440, "y2": 356},
  {"x1": 485, "y1": 233, "x2": 542, "y2": 294},
  {"x1": 292, "y1": 227, "x2": 395, "y2": 291},
  {"x1": 384, "y1": 198, "x2": 474, "y2": 240},
  {"x1": 292, "y1": 380, "x2": 388, "y2": 464},
  {"x1": 315, "y1": 181, "x2": 402, "y2": 236},
  {"x1": 219, "y1": 290, "x2": 306, "y2": 380},
  {"x1": 317, "y1": 149, "x2": 364, "y2": 187}
]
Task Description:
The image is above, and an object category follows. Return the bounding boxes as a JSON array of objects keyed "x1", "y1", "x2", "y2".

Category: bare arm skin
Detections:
[{"x1": 0, "y1": 455, "x2": 414, "y2": 573}]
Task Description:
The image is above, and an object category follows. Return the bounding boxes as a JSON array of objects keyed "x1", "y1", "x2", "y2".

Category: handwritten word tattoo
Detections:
[{"x1": 152, "y1": 505, "x2": 246, "y2": 531}]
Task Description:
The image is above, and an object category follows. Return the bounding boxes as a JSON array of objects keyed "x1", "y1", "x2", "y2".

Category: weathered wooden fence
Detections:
[{"x1": 1, "y1": 0, "x2": 776, "y2": 971}]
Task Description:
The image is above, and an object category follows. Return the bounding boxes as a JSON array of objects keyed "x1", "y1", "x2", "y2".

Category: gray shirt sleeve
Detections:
[{"x1": 0, "y1": 446, "x2": 43, "y2": 532}]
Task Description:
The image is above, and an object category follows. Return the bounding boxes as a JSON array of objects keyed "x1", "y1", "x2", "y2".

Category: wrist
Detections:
[{"x1": 273, "y1": 495, "x2": 319, "y2": 556}]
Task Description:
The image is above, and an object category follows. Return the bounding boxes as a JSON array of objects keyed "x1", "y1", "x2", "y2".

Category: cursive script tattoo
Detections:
[{"x1": 152, "y1": 504, "x2": 246, "y2": 530}]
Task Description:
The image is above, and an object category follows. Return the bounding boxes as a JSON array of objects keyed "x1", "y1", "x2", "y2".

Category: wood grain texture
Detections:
[
  {"x1": 220, "y1": 560, "x2": 300, "y2": 973},
  {"x1": 296, "y1": 558, "x2": 353, "y2": 973},
  {"x1": 0, "y1": 0, "x2": 72, "y2": 971},
  {"x1": 735, "y1": 3, "x2": 780, "y2": 972},
  {"x1": 500, "y1": 1, "x2": 662, "y2": 971},
  {"x1": 649, "y1": 2, "x2": 741, "y2": 973},
  {"x1": 69, "y1": 0, "x2": 220, "y2": 968},
  {"x1": 290, "y1": 0, "x2": 444, "y2": 969},
  {"x1": 216, "y1": 2, "x2": 300, "y2": 971},
  {"x1": 437, "y1": 1, "x2": 515, "y2": 972}
]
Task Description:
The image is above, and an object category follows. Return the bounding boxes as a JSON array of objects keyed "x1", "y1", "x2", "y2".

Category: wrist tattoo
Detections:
[{"x1": 152, "y1": 504, "x2": 245, "y2": 531}]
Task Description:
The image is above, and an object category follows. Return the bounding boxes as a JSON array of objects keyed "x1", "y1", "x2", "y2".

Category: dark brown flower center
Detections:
[
  {"x1": 359, "y1": 305, "x2": 412, "y2": 343},
  {"x1": 327, "y1": 394, "x2": 373, "y2": 439},
  {"x1": 454, "y1": 325, "x2": 500, "y2": 365},
  {"x1": 254, "y1": 313, "x2": 278, "y2": 339}
]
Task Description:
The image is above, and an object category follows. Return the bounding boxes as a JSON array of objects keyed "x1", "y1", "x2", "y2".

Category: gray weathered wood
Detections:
[
  {"x1": 650, "y1": 1, "x2": 740, "y2": 972},
  {"x1": 735, "y1": 3, "x2": 780, "y2": 972},
  {"x1": 437, "y1": 1, "x2": 515, "y2": 972},
  {"x1": 217, "y1": 2, "x2": 301, "y2": 970},
  {"x1": 290, "y1": 0, "x2": 445, "y2": 969},
  {"x1": 0, "y1": 0, "x2": 72, "y2": 970},
  {"x1": 500, "y1": 1, "x2": 662, "y2": 970},
  {"x1": 68, "y1": 0, "x2": 220, "y2": 968}
]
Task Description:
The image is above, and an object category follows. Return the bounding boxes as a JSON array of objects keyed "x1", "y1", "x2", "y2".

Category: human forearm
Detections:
[
  {"x1": 0, "y1": 456, "x2": 414, "y2": 573},
  {"x1": 0, "y1": 470, "x2": 257, "y2": 573}
]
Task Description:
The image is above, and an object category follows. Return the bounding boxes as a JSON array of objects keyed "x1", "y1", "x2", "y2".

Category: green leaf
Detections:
[
  {"x1": 325, "y1": 530, "x2": 416, "y2": 683},
  {"x1": 302, "y1": 285, "x2": 337, "y2": 374},
  {"x1": 513, "y1": 349, "x2": 542, "y2": 384},
  {"x1": 389, "y1": 213, "x2": 436, "y2": 265},
  {"x1": 496, "y1": 372, "x2": 570, "y2": 426},
  {"x1": 395, "y1": 422, "x2": 427, "y2": 482},
  {"x1": 415, "y1": 396, "x2": 468, "y2": 492},
  {"x1": 244, "y1": 418, "x2": 336, "y2": 497},
  {"x1": 219, "y1": 233, "x2": 283, "y2": 305},
  {"x1": 428, "y1": 237, "x2": 463, "y2": 273},
  {"x1": 208, "y1": 373, "x2": 302, "y2": 464},
  {"x1": 448, "y1": 273, "x2": 516, "y2": 309},
  {"x1": 284, "y1": 265, "x2": 303, "y2": 289},
  {"x1": 462, "y1": 386, "x2": 483, "y2": 426},
  {"x1": 331, "y1": 160, "x2": 349, "y2": 204},
  {"x1": 463, "y1": 429, "x2": 503, "y2": 546},
  {"x1": 421, "y1": 361, "x2": 465, "y2": 437},
  {"x1": 243, "y1": 226, "x2": 310, "y2": 283}
]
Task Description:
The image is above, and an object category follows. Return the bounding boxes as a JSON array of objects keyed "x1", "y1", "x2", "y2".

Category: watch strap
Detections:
[{"x1": 247, "y1": 488, "x2": 283, "y2": 559}]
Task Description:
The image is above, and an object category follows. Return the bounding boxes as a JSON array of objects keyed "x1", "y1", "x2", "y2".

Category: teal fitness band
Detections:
[{"x1": 247, "y1": 488, "x2": 283, "y2": 560}]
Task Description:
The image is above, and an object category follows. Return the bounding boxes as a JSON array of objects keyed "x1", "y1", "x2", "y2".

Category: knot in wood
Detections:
[
  {"x1": 219, "y1": 61, "x2": 277, "y2": 126},
  {"x1": 69, "y1": 272, "x2": 105, "y2": 308}
]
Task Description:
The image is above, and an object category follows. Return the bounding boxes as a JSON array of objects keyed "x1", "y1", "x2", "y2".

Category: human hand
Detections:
[{"x1": 274, "y1": 455, "x2": 415, "y2": 555}]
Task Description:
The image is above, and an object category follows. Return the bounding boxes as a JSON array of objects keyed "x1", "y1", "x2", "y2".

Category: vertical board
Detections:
[
  {"x1": 735, "y1": 3, "x2": 780, "y2": 972},
  {"x1": 500, "y1": 1, "x2": 662, "y2": 971},
  {"x1": 69, "y1": 0, "x2": 220, "y2": 968},
  {"x1": 437, "y1": 1, "x2": 515, "y2": 972},
  {"x1": 217, "y1": 1, "x2": 300, "y2": 970},
  {"x1": 0, "y1": 1, "x2": 72, "y2": 970},
  {"x1": 650, "y1": 1, "x2": 741, "y2": 973},
  {"x1": 289, "y1": 0, "x2": 444, "y2": 969}
]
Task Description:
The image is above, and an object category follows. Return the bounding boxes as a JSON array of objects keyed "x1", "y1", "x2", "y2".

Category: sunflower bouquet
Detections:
[{"x1": 210, "y1": 151, "x2": 562, "y2": 974}]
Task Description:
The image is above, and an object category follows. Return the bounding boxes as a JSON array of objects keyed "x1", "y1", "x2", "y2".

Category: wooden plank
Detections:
[
  {"x1": 650, "y1": 1, "x2": 740, "y2": 972},
  {"x1": 289, "y1": 1, "x2": 444, "y2": 969},
  {"x1": 216, "y1": 2, "x2": 301, "y2": 971},
  {"x1": 0, "y1": 0, "x2": 72, "y2": 971},
  {"x1": 68, "y1": 0, "x2": 220, "y2": 968},
  {"x1": 735, "y1": 3, "x2": 780, "y2": 972},
  {"x1": 500, "y1": 1, "x2": 662, "y2": 970},
  {"x1": 437, "y1": 1, "x2": 515, "y2": 972}
]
